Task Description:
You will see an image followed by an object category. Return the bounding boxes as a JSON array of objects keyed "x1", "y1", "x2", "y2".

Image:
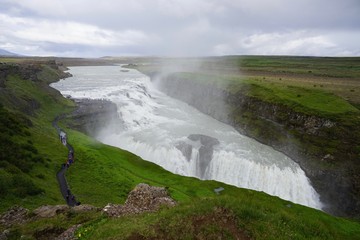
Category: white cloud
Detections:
[
  {"x1": 237, "y1": 31, "x2": 348, "y2": 56},
  {"x1": 0, "y1": 0, "x2": 359, "y2": 56},
  {"x1": 156, "y1": 0, "x2": 225, "y2": 17},
  {"x1": 0, "y1": 14, "x2": 148, "y2": 47}
]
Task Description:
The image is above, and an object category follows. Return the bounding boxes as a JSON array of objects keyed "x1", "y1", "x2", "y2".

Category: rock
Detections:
[
  {"x1": 32, "y1": 205, "x2": 69, "y2": 218},
  {"x1": 322, "y1": 154, "x2": 335, "y2": 162},
  {"x1": 73, "y1": 204, "x2": 99, "y2": 213},
  {"x1": 103, "y1": 183, "x2": 176, "y2": 217},
  {"x1": 0, "y1": 206, "x2": 29, "y2": 228},
  {"x1": 68, "y1": 99, "x2": 120, "y2": 137},
  {"x1": 55, "y1": 224, "x2": 82, "y2": 240},
  {"x1": 0, "y1": 230, "x2": 10, "y2": 240}
]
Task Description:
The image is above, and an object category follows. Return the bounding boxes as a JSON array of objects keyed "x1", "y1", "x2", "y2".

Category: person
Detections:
[
  {"x1": 60, "y1": 131, "x2": 66, "y2": 144},
  {"x1": 68, "y1": 152, "x2": 74, "y2": 165}
]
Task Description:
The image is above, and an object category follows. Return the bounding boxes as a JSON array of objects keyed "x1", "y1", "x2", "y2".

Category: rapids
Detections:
[{"x1": 51, "y1": 65, "x2": 322, "y2": 209}]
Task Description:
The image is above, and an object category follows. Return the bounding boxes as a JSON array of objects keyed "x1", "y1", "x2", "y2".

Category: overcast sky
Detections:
[{"x1": 1, "y1": 0, "x2": 359, "y2": 57}]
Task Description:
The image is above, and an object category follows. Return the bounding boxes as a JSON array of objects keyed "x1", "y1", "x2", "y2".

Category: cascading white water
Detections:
[{"x1": 51, "y1": 65, "x2": 323, "y2": 209}]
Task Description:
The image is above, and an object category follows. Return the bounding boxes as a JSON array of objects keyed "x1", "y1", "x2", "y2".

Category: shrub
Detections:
[
  {"x1": 0, "y1": 171, "x2": 12, "y2": 195},
  {"x1": 36, "y1": 173, "x2": 45, "y2": 179},
  {"x1": 12, "y1": 175, "x2": 44, "y2": 197}
]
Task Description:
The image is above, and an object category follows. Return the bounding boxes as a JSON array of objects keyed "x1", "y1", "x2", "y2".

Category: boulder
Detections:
[
  {"x1": 103, "y1": 183, "x2": 176, "y2": 217},
  {"x1": 32, "y1": 205, "x2": 69, "y2": 218},
  {"x1": 73, "y1": 204, "x2": 99, "y2": 213},
  {"x1": 0, "y1": 206, "x2": 29, "y2": 227}
]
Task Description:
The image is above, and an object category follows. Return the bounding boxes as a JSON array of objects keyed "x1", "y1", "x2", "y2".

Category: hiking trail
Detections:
[{"x1": 53, "y1": 115, "x2": 79, "y2": 207}]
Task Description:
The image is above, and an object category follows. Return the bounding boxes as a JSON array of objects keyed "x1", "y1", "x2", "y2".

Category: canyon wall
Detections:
[{"x1": 155, "y1": 73, "x2": 360, "y2": 217}]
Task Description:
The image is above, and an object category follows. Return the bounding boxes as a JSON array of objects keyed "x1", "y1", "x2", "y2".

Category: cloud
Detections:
[
  {"x1": 0, "y1": 14, "x2": 148, "y2": 46},
  {"x1": 0, "y1": 0, "x2": 359, "y2": 57},
  {"x1": 156, "y1": 0, "x2": 225, "y2": 17},
  {"x1": 240, "y1": 31, "x2": 337, "y2": 55},
  {"x1": 210, "y1": 30, "x2": 359, "y2": 57},
  {"x1": 0, "y1": 13, "x2": 151, "y2": 56}
]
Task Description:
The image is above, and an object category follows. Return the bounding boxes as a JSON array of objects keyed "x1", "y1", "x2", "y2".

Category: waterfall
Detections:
[{"x1": 51, "y1": 65, "x2": 323, "y2": 210}]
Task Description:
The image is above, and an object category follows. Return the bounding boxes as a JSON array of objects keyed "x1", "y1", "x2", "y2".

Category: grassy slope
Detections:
[
  {"x1": 0, "y1": 63, "x2": 76, "y2": 211},
  {"x1": 223, "y1": 56, "x2": 360, "y2": 77},
  {"x1": 78, "y1": 197, "x2": 360, "y2": 240},
  {"x1": 214, "y1": 56, "x2": 360, "y2": 108},
  {"x1": 1, "y1": 59, "x2": 360, "y2": 239},
  {"x1": 11, "y1": 129, "x2": 360, "y2": 239},
  {"x1": 171, "y1": 72, "x2": 360, "y2": 119}
]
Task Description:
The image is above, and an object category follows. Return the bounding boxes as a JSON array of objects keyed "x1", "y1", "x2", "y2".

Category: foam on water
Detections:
[{"x1": 51, "y1": 65, "x2": 323, "y2": 209}]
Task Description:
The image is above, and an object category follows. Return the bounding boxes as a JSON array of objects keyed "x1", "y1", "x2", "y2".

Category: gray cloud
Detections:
[{"x1": 0, "y1": 0, "x2": 359, "y2": 57}]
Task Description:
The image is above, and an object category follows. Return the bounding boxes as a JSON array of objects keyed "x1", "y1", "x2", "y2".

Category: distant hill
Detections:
[{"x1": 0, "y1": 48, "x2": 20, "y2": 56}]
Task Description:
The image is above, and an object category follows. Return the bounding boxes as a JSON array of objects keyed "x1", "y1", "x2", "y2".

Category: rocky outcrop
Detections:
[
  {"x1": 0, "y1": 204, "x2": 98, "y2": 240},
  {"x1": 32, "y1": 205, "x2": 70, "y2": 218},
  {"x1": 0, "y1": 60, "x2": 71, "y2": 85},
  {"x1": 0, "y1": 206, "x2": 29, "y2": 228},
  {"x1": 54, "y1": 224, "x2": 81, "y2": 240},
  {"x1": 103, "y1": 183, "x2": 176, "y2": 217},
  {"x1": 73, "y1": 204, "x2": 99, "y2": 213},
  {"x1": 68, "y1": 99, "x2": 120, "y2": 136},
  {"x1": 0, "y1": 61, "x2": 72, "y2": 117},
  {"x1": 0, "y1": 204, "x2": 98, "y2": 229},
  {"x1": 154, "y1": 73, "x2": 360, "y2": 217},
  {"x1": 0, "y1": 62, "x2": 41, "y2": 82}
]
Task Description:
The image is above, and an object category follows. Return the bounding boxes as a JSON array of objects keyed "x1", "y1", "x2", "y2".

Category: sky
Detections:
[{"x1": 0, "y1": 0, "x2": 359, "y2": 57}]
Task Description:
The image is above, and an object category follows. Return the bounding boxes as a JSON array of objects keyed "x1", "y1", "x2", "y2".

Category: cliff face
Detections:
[
  {"x1": 157, "y1": 74, "x2": 360, "y2": 217},
  {"x1": 67, "y1": 99, "x2": 119, "y2": 137},
  {"x1": 0, "y1": 60, "x2": 71, "y2": 84},
  {"x1": 0, "y1": 60, "x2": 72, "y2": 116},
  {"x1": 0, "y1": 62, "x2": 42, "y2": 84}
]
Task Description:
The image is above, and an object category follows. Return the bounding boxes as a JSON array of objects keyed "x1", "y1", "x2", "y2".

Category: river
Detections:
[{"x1": 51, "y1": 65, "x2": 322, "y2": 209}]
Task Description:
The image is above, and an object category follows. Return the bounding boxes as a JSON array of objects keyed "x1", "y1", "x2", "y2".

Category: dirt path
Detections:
[{"x1": 53, "y1": 115, "x2": 80, "y2": 207}]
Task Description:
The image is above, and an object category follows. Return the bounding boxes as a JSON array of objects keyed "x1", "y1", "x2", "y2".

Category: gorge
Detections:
[{"x1": 51, "y1": 65, "x2": 323, "y2": 210}]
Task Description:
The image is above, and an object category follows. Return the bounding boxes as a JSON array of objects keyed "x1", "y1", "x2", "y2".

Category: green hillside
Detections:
[{"x1": 1, "y1": 59, "x2": 360, "y2": 239}]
